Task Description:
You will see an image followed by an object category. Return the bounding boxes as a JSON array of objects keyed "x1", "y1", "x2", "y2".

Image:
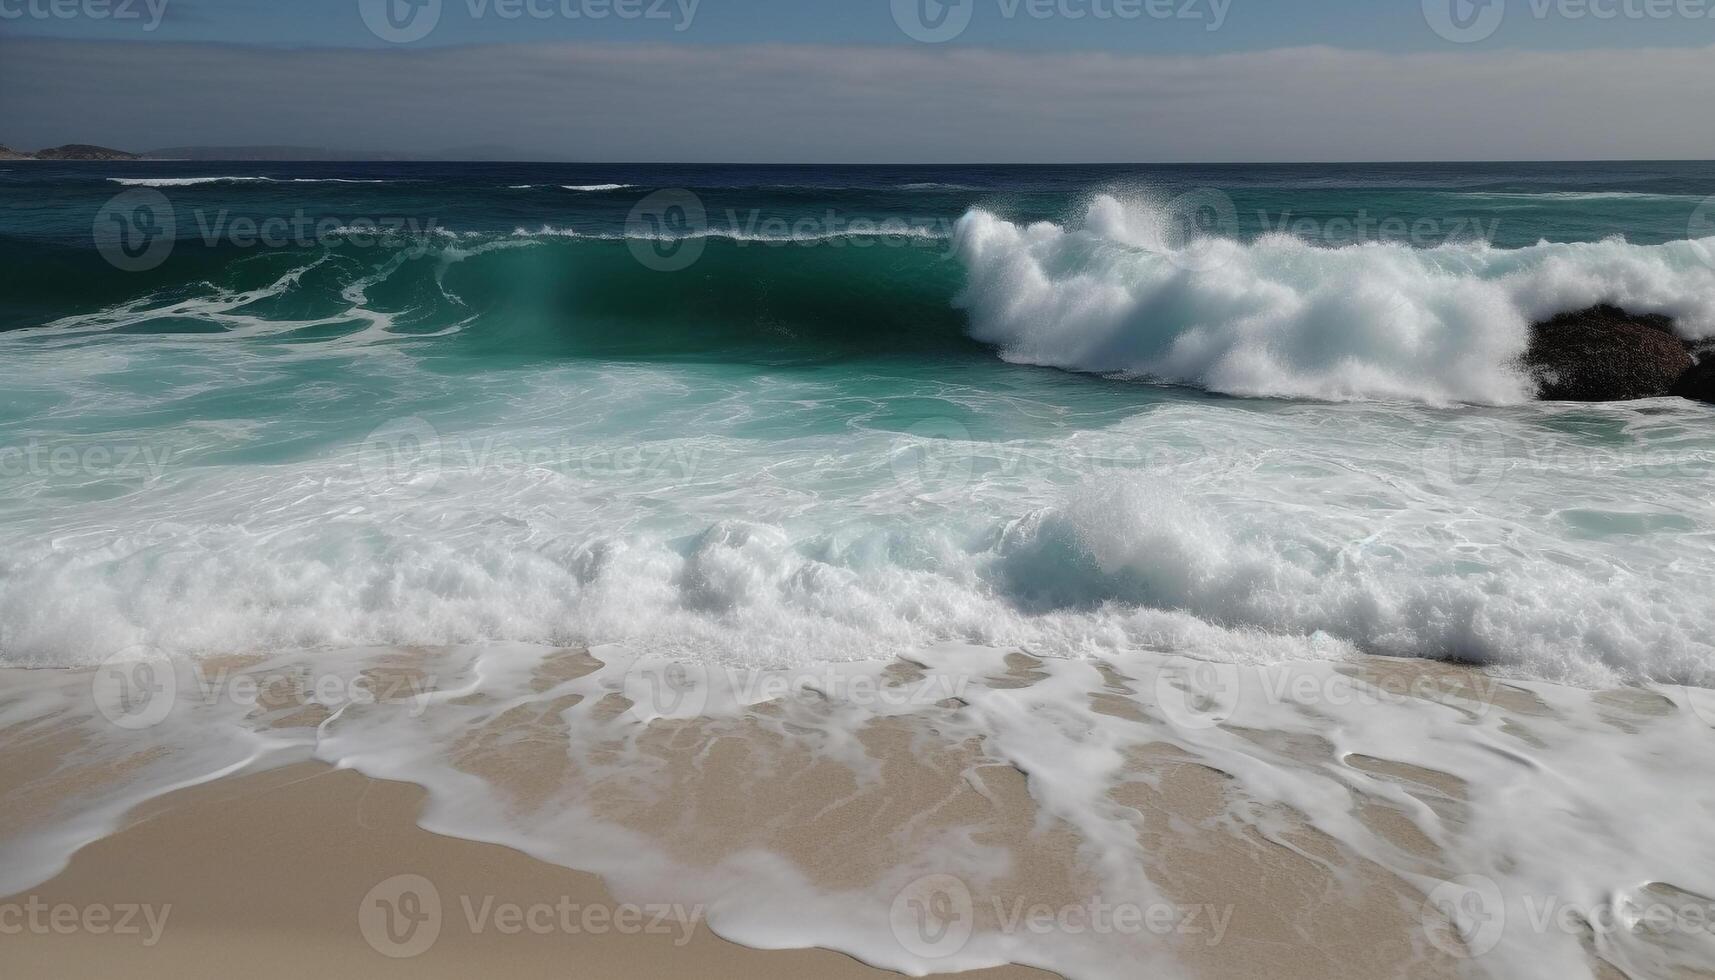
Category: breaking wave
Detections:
[{"x1": 952, "y1": 195, "x2": 1715, "y2": 404}]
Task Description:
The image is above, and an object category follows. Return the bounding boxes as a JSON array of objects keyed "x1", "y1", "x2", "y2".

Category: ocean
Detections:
[
  {"x1": 3, "y1": 160, "x2": 1712, "y2": 684},
  {"x1": 4, "y1": 161, "x2": 1715, "y2": 979}
]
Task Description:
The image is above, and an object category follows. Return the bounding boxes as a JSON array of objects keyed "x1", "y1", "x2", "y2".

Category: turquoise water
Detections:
[{"x1": 1, "y1": 162, "x2": 1713, "y2": 684}]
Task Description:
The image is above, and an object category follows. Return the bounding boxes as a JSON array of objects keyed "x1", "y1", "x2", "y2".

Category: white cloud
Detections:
[{"x1": 2, "y1": 38, "x2": 1712, "y2": 160}]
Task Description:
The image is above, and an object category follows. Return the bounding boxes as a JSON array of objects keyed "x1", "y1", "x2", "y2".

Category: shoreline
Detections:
[
  {"x1": 0, "y1": 760, "x2": 1052, "y2": 979},
  {"x1": 2, "y1": 647, "x2": 1712, "y2": 979}
]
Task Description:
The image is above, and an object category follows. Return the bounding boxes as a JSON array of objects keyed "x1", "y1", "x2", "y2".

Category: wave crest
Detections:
[
  {"x1": 107, "y1": 176, "x2": 392, "y2": 187},
  {"x1": 952, "y1": 195, "x2": 1715, "y2": 404}
]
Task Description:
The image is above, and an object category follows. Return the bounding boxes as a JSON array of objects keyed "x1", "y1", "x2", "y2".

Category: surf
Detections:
[{"x1": 952, "y1": 194, "x2": 1715, "y2": 405}]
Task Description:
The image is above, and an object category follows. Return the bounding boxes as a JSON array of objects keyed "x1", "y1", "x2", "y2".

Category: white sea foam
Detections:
[
  {"x1": 108, "y1": 176, "x2": 274, "y2": 186},
  {"x1": 3, "y1": 641, "x2": 1713, "y2": 980},
  {"x1": 0, "y1": 342, "x2": 1709, "y2": 688},
  {"x1": 509, "y1": 183, "x2": 635, "y2": 191},
  {"x1": 1439, "y1": 190, "x2": 1709, "y2": 203},
  {"x1": 509, "y1": 223, "x2": 949, "y2": 243},
  {"x1": 107, "y1": 177, "x2": 390, "y2": 186},
  {"x1": 953, "y1": 195, "x2": 1715, "y2": 404}
]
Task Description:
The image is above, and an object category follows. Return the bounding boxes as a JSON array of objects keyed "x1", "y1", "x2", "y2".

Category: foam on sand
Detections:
[{"x1": 3, "y1": 646, "x2": 1713, "y2": 980}]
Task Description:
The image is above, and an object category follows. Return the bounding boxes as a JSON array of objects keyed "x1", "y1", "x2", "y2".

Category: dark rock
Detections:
[
  {"x1": 1671, "y1": 356, "x2": 1715, "y2": 404},
  {"x1": 1524, "y1": 305, "x2": 1693, "y2": 401}
]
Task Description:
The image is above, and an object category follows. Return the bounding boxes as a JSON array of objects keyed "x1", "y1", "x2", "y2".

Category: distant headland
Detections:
[
  {"x1": 0, "y1": 143, "x2": 528, "y2": 162},
  {"x1": 0, "y1": 144, "x2": 143, "y2": 161}
]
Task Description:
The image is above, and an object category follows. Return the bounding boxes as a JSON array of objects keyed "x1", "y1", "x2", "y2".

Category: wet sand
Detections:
[
  {"x1": 3, "y1": 648, "x2": 1699, "y2": 979},
  {"x1": 0, "y1": 760, "x2": 1052, "y2": 979}
]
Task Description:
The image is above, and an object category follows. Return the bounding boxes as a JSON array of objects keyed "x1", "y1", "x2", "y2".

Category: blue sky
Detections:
[
  {"x1": 3, "y1": 0, "x2": 1713, "y2": 160},
  {"x1": 8, "y1": 0, "x2": 1714, "y2": 51}
]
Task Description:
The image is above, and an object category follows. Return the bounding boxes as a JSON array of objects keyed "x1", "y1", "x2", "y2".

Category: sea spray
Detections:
[{"x1": 952, "y1": 194, "x2": 1715, "y2": 404}]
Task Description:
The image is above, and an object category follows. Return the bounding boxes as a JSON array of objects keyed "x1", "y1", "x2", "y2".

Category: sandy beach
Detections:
[
  {"x1": 9, "y1": 646, "x2": 1707, "y2": 978},
  {"x1": 0, "y1": 759, "x2": 1059, "y2": 978}
]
